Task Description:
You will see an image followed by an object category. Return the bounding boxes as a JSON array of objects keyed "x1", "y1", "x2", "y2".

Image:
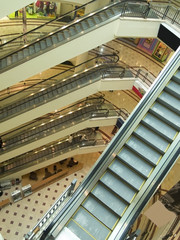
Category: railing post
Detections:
[
  {"x1": 68, "y1": 179, "x2": 77, "y2": 196},
  {"x1": 163, "y1": 5, "x2": 170, "y2": 19},
  {"x1": 172, "y1": 9, "x2": 179, "y2": 24}
]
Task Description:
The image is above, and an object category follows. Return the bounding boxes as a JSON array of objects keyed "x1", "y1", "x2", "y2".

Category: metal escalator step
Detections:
[
  {"x1": 23, "y1": 48, "x2": 29, "y2": 58},
  {"x1": 142, "y1": 113, "x2": 177, "y2": 142},
  {"x1": 57, "y1": 32, "x2": 64, "y2": 41},
  {"x1": 40, "y1": 40, "x2": 47, "y2": 50},
  {"x1": 109, "y1": 159, "x2": 145, "y2": 190},
  {"x1": 29, "y1": 45, "x2": 35, "y2": 54},
  {"x1": 69, "y1": 26, "x2": 77, "y2": 36},
  {"x1": 67, "y1": 220, "x2": 94, "y2": 240},
  {"x1": 93, "y1": 15, "x2": 101, "y2": 24},
  {"x1": 91, "y1": 183, "x2": 128, "y2": 216},
  {"x1": 150, "y1": 102, "x2": 180, "y2": 131},
  {"x1": 17, "y1": 51, "x2": 24, "y2": 60},
  {"x1": 74, "y1": 24, "x2": 82, "y2": 33},
  {"x1": 59, "y1": 227, "x2": 81, "y2": 240},
  {"x1": 105, "y1": 9, "x2": 115, "y2": 18},
  {"x1": 34, "y1": 42, "x2": 41, "y2": 52},
  {"x1": 51, "y1": 35, "x2": 58, "y2": 44},
  {"x1": 7, "y1": 56, "x2": 12, "y2": 66},
  {"x1": 1, "y1": 59, "x2": 7, "y2": 68},
  {"x1": 81, "y1": 21, "x2": 89, "y2": 30},
  {"x1": 99, "y1": 12, "x2": 109, "y2": 21},
  {"x1": 12, "y1": 54, "x2": 18, "y2": 63},
  {"x1": 158, "y1": 91, "x2": 180, "y2": 114},
  {"x1": 82, "y1": 194, "x2": 119, "y2": 230},
  {"x1": 134, "y1": 124, "x2": 170, "y2": 154},
  {"x1": 71, "y1": 207, "x2": 111, "y2": 240},
  {"x1": 172, "y1": 70, "x2": 180, "y2": 84},
  {"x1": 100, "y1": 171, "x2": 137, "y2": 203},
  {"x1": 63, "y1": 30, "x2": 70, "y2": 39},
  {"x1": 165, "y1": 81, "x2": 180, "y2": 99},
  {"x1": 126, "y1": 135, "x2": 162, "y2": 165},
  {"x1": 86, "y1": 18, "x2": 95, "y2": 27},
  {"x1": 111, "y1": 5, "x2": 123, "y2": 15},
  {"x1": 46, "y1": 37, "x2": 53, "y2": 47}
]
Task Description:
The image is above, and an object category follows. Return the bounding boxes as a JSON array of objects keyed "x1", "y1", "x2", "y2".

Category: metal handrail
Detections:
[
  {"x1": 0, "y1": 104, "x2": 119, "y2": 153},
  {"x1": 1, "y1": 0, "x2": 177, "y2": 62},
  {"x1": 0, "y1": 64, "x2": 128, "y2": 123},
  {"x1": 0, "y1": 54, "x2": 119, "y2": 103},
  {"x1": 24, "y1": 179, "x2": 77, "y2": 240}
]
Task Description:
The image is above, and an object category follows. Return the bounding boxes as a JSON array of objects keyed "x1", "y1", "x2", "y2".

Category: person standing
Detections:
[
  {"x1": 0, "y1": 137, "x2": 3, "y2": 148},
  {"x1": 15, "y1": 10, "x2": 18, "y2": 18}
]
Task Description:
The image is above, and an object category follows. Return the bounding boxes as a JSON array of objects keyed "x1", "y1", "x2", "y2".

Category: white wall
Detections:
[
  {"x1": 0, "y1": 0, "x2": 34, "y2": 19},
  {"x1": 0, "y1": 117, "x2": 117, "y2": 162},
  {"x1": 1, "y1": 144, "x2": 106, "y2": 181},
  {"x1": 0, "y1": 77, "x2": 134, "y2": 133},
  {"x1": 0, "y1": 18, "x2": 162, "y2": 91}
]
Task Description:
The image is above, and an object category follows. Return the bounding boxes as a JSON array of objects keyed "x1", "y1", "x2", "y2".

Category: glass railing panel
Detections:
[
  {"x1": 0, "y1": 129, "x2": 106, "y2": 178},
  {"x1": 0, "y1": 64, "x2": 128, "y2": 122},
  {"x1": 0, "y1": 102, "x2": 120, "y2": 154},
  {"x1": 0, "y1": 0, "x2": 115, "y2": 59}
]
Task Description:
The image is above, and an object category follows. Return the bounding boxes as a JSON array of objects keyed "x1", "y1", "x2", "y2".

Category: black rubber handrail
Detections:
[
  {"x1": 0, "y1": 0, "x2": 96, "y2": 48},
  {"x1": 0, "y1": 105, "x2": 118, "y2": 152},
  {"x1": 0, "y1": 0, "x2": 149, "y2": 61},
  {"x1": 0, "y1": 53, "x2": 119, "y2": 103},
  {"x1": 0, "y1": 96, "x2": 105, "y2": 138}
]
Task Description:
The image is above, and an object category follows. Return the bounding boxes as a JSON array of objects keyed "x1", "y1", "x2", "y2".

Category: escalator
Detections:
[
  {"x1": 0, "y1": 0, "x2": 158, "y2": 90},
  {"x1": 0, "y1": 128, "x2": 106, "y2": 180},
  {"x1": 0, "y1": 64, "x2": 134, "y2": 133},
  {"x1": 0, "y1": 98, "x2": 128, "y2": 162},
  {"x1": 37, "y1": 47, "x2": 180, "y2": 240}
]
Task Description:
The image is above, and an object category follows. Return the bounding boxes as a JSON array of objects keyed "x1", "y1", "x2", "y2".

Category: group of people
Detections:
[{"x1": 36, "y1": 1, "x2": 56, "y2": 16}]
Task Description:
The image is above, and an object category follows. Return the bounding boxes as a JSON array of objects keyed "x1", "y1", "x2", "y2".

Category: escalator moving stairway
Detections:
[{"x1": 40, "y1": 50, "x2": 180, "y2": 240}]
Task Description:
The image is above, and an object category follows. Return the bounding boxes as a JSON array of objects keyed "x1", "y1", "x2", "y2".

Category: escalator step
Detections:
[
  {"x1": 40, "y1": 40, "x2": 47, "y2": 50},
  {"x1": 93, "y1": 15, "x2": 101, "y2": 24},
  {"x1": 74, "y1": 24, "x2": 82, "y2": 33},
  {"x1": 99, "y1": 12, "x2": 109, "y2": 21},
  {"x1": 134, "y1": 124, "x2": 170, "y2": 154},
  {"x1": 46, "y1": 37, "x2": 53, "y2": 47},
  {"x1": 67, "y1": 220, "x2": 94, "y2": 240},
  {"x1": 23, "y1": 48, "x2": 29, "y2": 58},
  {"x1": 142, "y1": 113, "x2": 177, "y2": 142},
  {"x1": 18, "y1": 51, "x2": 24, "y2": 60},
  {"x1": 105, "y1": 9, "x2": 115, "y2": 18},
  {"x1": 1, "y1": 59, "x2": 7, "y2": 68},
  {"x1": 150, "y1": 102, "x2": 180, "y2": 130},
  {"x1": 81, "y1": 21, "x2": 89, "y2": 30},
  {"x1": 12, "y1": 53, "x2": 18, "y2": 63},
  {"x1": 109, "y1": 158, "x2": 145, "y2": 190},
  {"x1": 165, "y1": 80, "x2": 180, "y2": 99},
  {"x1": 63, "y1": 30, "x2": 71, "y2": 39},
  {"x1": 29, "y1": 45, "x2": 35, "y2": 54},
  {"x1": 86, "y1": 18, "x2": 95, "y2": 27},
  {"x1": 51, "y1": 35, "x2": 58, "y2": 44},
  {"x1": 7, "y1": 56, "x2": 12, "y2": 66},
  {"x1": 172, "y1": 70, "x2": 180, "y2": 84},
  {"x1": 82, "y1": 194, "x2": 119, "y2": 230},
  {"x1": 91, "y1": 183, "x2": 128, "y2": 216},
  {"x1": 100, "y1": 171, "x2": 137, "y2": 203},
  {"x1": 34, "y1": 42, "x2": 41, "y2": 52},
  {"x1": 71, "y1": 207, "x2": 111, "y2": 240},
  {"x1": 69, "y1": 27, "x2": 77, "y2": 36},
  {"x1": 126, "y1": 135, "x2": 162, "y2": 165},
  {"x1": 57, "y1": 32, "x2": 64, "y2": 41},
  {"x1": 158, "y1": 91, "x2": 180, "y2": 114}
]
